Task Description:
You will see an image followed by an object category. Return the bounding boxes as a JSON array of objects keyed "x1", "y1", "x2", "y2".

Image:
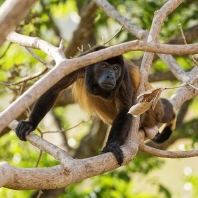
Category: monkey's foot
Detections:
[
  {"x1": 144, "y1": 125, "x2": 158, "y2": 139},
  {"x1": 100, "y1": 141, "x2": 123, "y2": 166}
]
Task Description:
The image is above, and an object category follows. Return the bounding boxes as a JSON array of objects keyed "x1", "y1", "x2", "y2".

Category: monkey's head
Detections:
[{"x1": 81, "y1": 45, "x2": 125, "y2": 99}]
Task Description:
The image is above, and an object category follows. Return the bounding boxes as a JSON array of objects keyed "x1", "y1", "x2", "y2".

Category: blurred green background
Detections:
[{"x1": 0, "y1": 0, "x2": 198, "y2": 197}]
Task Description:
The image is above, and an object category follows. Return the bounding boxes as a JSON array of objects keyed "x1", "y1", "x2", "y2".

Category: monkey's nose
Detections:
[{"x1": 107, "y1": 75, "x2": 113, "y2": 79}]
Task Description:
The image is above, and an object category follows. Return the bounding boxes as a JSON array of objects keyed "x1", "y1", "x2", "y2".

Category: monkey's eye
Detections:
[{"x1": 113, "y1": 66, "x2": 118, "y2": 70}]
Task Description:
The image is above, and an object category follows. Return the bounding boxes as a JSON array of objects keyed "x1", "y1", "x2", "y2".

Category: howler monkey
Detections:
[{"x1": 16, "y1": 45, "x2": 176, "y2": 165}]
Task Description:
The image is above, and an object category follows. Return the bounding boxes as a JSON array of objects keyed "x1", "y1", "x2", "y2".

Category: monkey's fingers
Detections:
[
  {"x1": 101, "y1": 141, "x2": 124, "y2": 166},
  {"x1": 16, "y1": 121, "x2": 34, "y2": 141}
]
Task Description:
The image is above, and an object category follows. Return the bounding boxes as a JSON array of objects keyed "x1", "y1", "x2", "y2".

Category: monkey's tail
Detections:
[{"x1": 152, "y1": 117, "x2": 176, "y2": 144}]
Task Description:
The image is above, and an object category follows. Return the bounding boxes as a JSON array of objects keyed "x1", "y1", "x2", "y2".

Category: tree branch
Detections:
[
  {"x1": 93, "y1": 0, "x2": 147, "y2": 40},
  {"x1": 8, "y1": 120, "x2": 73, "y2": 164},
  {"x1": 6, "y1": 31, "x2": 66, "y2": 63},
  {"x1": 138, "y1": 0, "x2": 184, "y2": 95},
  {"x1": 0, "y1": 132, "x2": 138, "y2": 190},
  {"x1": 139, "y1": 138, "x2": 198, "y2": 158},
  {"x1": 0, "y1": 0, "x2": 37, "y2": 46}
]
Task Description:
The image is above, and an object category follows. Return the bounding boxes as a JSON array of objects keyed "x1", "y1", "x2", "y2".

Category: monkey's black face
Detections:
[
  {"x1": 97, "y1": 62, "x2": 121, "y2": 90},
  {"x1": 85, "y1": 58, "x2": 124, "y2": 99}
]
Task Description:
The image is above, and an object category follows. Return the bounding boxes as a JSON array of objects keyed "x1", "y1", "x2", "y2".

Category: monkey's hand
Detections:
[
  {"x1": 16, "y1": 121, "x2": 35, "y2": 141},
  {"x1": 100, "y1": 141, "x2": 124, "y2": 166}
]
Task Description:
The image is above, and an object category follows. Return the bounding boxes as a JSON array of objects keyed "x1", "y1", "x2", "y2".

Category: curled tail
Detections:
[{"x1": 152, "y1": 116, "x2": 176, "y2": 143}]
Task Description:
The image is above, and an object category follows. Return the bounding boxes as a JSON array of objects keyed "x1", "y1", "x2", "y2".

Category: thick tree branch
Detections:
[
  {"x1": 158, "y1": 53, "x2": 189, "y2": 82},
  {"x1": 93, "y1": 0, "x2": 147, "y2": 40},
  {"x1": 6, "y1": 31, "x2": 66, "y2": 63},
  {"x1": 0, "y1": 132, "x2": 138, "y2": 190},
  {"x1": 135, "y1": 25, "x2": 198, "y2": 66},
  {"x1": 138, "y1": 0, "x2": 184, "y2": 94},
  {"x1": 0, "y1": 0, "x2": 37, "y2": 46},
  {"x1": 8, "y1": 120, "x2": 73, "y2": 164}
]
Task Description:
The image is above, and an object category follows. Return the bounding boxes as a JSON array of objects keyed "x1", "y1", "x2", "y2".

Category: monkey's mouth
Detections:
[{"x1": 100, "y1": 83, "x2": 115, "y2": 90}]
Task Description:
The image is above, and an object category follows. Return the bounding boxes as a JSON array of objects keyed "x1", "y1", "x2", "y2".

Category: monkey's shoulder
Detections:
[{"x1": 123, "y1": 59, "x2": 140, "y2": 92}]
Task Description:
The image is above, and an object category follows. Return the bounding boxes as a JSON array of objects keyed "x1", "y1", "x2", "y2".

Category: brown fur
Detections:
[
  {"x1": 72, "y1": 57, "x2": 175, "y2": 134},
  {"x1": 72, "y1": 58, "x2": 153, "y2": 125},
  {"x1": 72, "y1": 78, "x2": 117, "y2": 124}
]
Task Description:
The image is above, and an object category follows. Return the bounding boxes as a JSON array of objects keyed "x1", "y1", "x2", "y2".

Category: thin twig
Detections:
[
  {"x1": 0, "y1": 42, "x2": 11, "y2": 59},
  {"x1": 26, "y1": 47, "x2": 53, "y2": 69},
  {"x1": 186, "y1": 81, "x2": 198, "y2": 91},
  {"x1": 88, "y1": 44, "x2": 92, "y2": 49},
  {"x1": 36, "y1": 190, "x2": 43, "y2": 198},
  {"x1": 42, "y1": 119, "x2": 91, "y2": 134},
  {"x1": 18, "y1": 81, "x2": 26, "y2": 95},
  {"x1": 59, "y1": 39, "x2": 65, "y2": 51},
  {"x1": 35, "y1": 150, "x2": 43, "y2": 168},
  {"x1": 103, "y1": 19, "x2": 125, "y2": 45},
  {"x1": 178, "y1": 23, "x2": 198, "y2": 66},
  {"x1": 77, "y1": 45, "x2": 84, "y2": 53},
  {"x1": 0, "y1": 67, "x2": 48, "y2": 86},
  {"x1": 164, "y1": 84, "x2": 190, "y2": 90}
]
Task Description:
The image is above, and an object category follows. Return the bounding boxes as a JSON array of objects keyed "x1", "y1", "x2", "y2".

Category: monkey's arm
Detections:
[
  {"x1": 101, "y1": 110, "x2": 132, "y2": 165},
  {"x1": 16, "y1": 68, "x2": 85, "y2": 141},
  {"x1": 101, "y1": 80, "x2": 133, "y2": 165}
]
